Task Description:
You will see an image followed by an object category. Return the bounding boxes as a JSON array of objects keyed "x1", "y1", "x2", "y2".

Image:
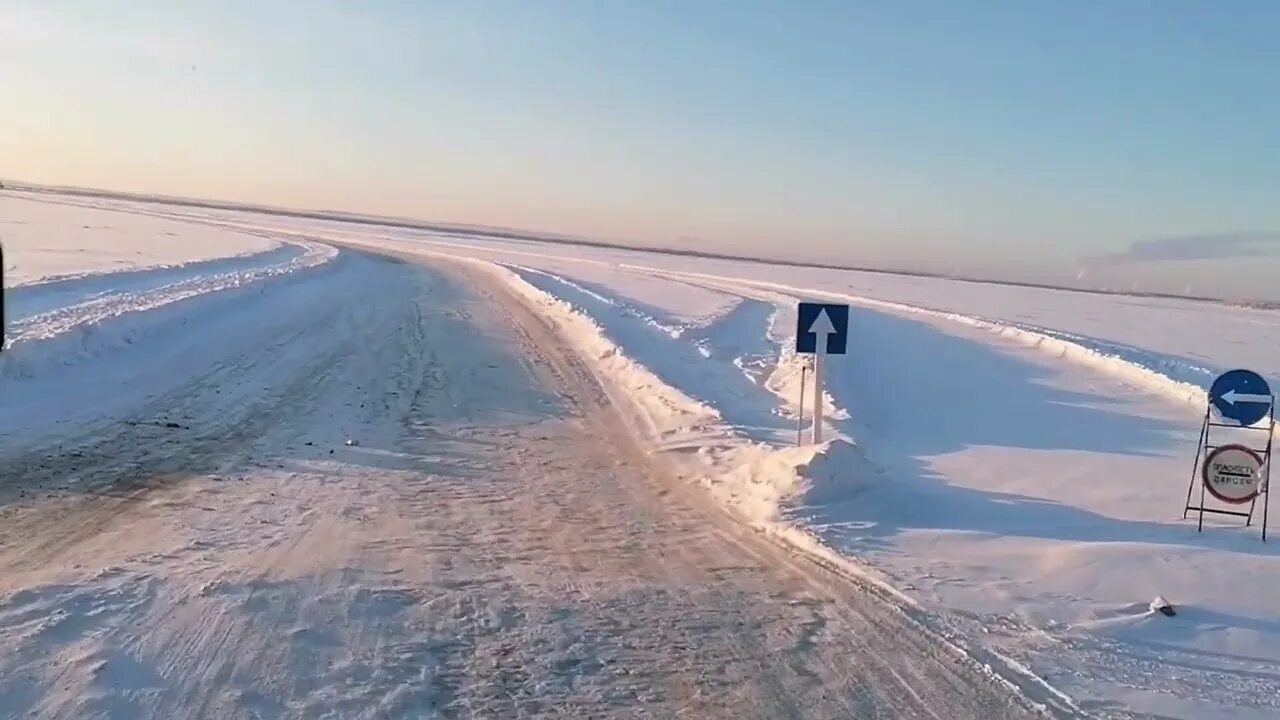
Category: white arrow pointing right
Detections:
[{"x1": 1221, "y1": 389, "x2": 1272, "y2": 406}]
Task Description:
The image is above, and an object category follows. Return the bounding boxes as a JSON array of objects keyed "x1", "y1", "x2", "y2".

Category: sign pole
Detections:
[
  {"x1": 797, "y1": 363, "x2": 807, "y2": 446},
  {"x1": 812, "y1": 344, "x2": 825, "y2": 444}
]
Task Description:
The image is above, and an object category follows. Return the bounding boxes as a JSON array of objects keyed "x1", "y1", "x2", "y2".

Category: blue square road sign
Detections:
[{"x1": 796, "y1": 302, "x2": 849, "y2": 355}]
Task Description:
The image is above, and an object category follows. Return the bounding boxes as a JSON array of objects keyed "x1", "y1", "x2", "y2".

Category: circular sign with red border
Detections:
[{"x1": 1202, "y1": 444, "x2": 1264, "y2": 504}]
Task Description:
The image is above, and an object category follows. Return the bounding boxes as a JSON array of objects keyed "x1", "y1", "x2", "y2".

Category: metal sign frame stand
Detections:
[
  {"x1": 1183, "y1": 397, "x2": 1275, "y2": 541},
  {"x1": 1265, "y1": 430, "x2": 1273, "y2": 543}
]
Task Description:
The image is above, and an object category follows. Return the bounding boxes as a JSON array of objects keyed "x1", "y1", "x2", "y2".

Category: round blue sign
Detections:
[{"x1": 1209, "y1": 369, "x2": 1273, "y2": 426}]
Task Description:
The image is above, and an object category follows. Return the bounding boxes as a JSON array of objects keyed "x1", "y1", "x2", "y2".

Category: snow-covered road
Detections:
[
  {"x1": 0, "y1": 242, "x2": 1043, "y2": 718},
  {"x1": 6, "y1": 190, "x2": 1279, "y2": 719}
]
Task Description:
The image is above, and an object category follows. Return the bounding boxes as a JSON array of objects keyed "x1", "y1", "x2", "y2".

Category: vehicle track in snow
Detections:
[{"x1": 0, "y1": 247, "x2": 1047, "y2": 718}]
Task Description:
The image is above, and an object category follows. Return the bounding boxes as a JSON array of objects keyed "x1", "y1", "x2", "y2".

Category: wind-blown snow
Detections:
[{"x1": 4, "y1": 238, "x2": 335, "y2": 357}]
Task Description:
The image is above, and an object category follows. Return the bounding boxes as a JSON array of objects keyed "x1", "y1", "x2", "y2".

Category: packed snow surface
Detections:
[{"x1": 3, "y1": 190, "x2": 1280, "y2": 719}]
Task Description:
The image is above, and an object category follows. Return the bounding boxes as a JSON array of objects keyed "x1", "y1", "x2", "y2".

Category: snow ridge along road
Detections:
[
  {"x1": 0, "y1": 237, "x2": 1049, "y2": 718},
  {"x1": 4, "y1": 237, "x2": 334, "y2": 352}
]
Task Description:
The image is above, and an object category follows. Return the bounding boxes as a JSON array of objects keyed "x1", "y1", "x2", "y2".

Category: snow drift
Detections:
[{"x1": 2, "y1": 238, "x2": 336, "y2": 370}]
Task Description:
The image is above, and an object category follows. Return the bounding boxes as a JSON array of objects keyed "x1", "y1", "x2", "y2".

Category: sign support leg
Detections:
[
  {"x1": 1184, "y1": 407, "x2": 1210, "y2": 519},
  {"x1": 797, "y1": 363, "x2": 807, "y2": 447},
  {"x1": 1264, "y1": 458, "x2": 1271, "y2": 543},
  {"x1": 1198, "y1": 461, "x2": 1208, "y2": 533},
  {"x1": 811, "y1": 345, "x2": 825, "y2": 444},
  {"x1": 1264, "y1": 402, "x2": 1275, "y2": 542}
]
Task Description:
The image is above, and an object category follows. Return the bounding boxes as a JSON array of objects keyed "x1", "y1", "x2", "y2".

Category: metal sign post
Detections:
[
  {"x1": 797, "y1": 362, "x2": 807, "y2": 446},
  {"x1": 1183, "y1": 369, "x2": 1274, "y2": 541},
  {"x1": 795, "y1": 302, "x2": 849, "y2": 445},
  {"x1": 1, "y1": 241, "x2": 5, "y2": 352},
  {"x1": 812, "y1": 335, "x2": 826, "y2": 443}
]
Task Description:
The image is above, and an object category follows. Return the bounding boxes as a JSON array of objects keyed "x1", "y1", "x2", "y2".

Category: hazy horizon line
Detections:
[{"x1": 3, "y1": 177, "x2": 1276, "y2": 311}]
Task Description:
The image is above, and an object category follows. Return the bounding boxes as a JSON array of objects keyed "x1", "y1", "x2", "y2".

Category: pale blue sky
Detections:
[{"x1": 2, "y1": 1, "x2": 1278, "y2": 297}]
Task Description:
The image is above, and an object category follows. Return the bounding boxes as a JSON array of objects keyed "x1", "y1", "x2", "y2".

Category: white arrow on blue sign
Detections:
[{"x1": 1209, "y1": 369, "x2": 1272, "y2": 426}]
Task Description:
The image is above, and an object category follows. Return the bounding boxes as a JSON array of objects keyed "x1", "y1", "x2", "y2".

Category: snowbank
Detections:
[
  {"x1": 639, "y1": 267, "x2": 1208, "y2": 407},
  {"x1": 0, "y1": 194, "x2": 277, "y2": 286},
  {"x1": 2, "y1": 238, "x2": 336, "y2": 366},
  {"x1": 452, "y1": 257, "x2": 831, "y2": 522},
  {"x1": 451, "y1": 258, "x2": 723, "y2": 447},
  {"x1": 857, "y1": 296, "x2": 1208, "y2": 407}
]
